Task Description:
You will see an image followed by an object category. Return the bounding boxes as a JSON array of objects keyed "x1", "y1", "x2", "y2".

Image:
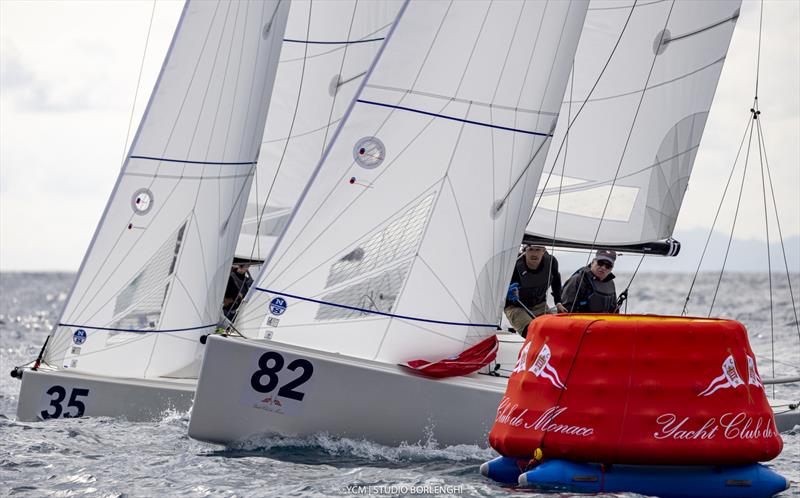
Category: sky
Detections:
[{"x1": 0, "y1": 0, "x2": 798, "y2": 272}]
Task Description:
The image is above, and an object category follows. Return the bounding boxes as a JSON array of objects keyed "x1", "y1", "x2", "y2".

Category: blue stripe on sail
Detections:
[
  {"x1": 129, "y1": 155, "x2": 256, "y2": 166},
  {"x1": 59, "y1": 323, "x2": 216, "y2": 334},
  {"x1": 356, "y1": 99, "x2": 553, "y2": 137},
  {"x1": 283, "y1": 37, "x2": 384, "y2": 45},
  {"x1": 255, "y1": 287, "x2": 499, "y2": 329}
]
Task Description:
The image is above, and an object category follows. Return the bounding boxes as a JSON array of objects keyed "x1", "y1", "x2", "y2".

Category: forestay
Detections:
[
  {"x1": 235, "y1": 0, "x2": 588, "y2": 364},
  {"x1": 527, "y1": 0, "x2": 741, "y2": 246},
  {"x1": 43, "y1": 0, "x2": 290, "y2": 379},
  {"x1": 236, "y1": 0, "x2": 404, "y2": 262}
]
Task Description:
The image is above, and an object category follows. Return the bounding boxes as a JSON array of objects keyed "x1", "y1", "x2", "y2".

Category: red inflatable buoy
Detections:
[{"x1": 489, "y1": 314, "x2": 783, "y2": 465}]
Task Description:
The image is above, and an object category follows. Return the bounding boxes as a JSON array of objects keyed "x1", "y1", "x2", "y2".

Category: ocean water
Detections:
[{"x1": 1, "y1": 271, "x2": 798, "y2": 497}]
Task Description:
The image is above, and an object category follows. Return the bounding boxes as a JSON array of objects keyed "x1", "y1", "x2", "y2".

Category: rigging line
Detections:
[
  {"x1": 496, "y1": 0, "x2": 553, "y2": 212},
  {"x1": 757, "y1": 116, "x2": 800, "y2": 351},
  {"x1": 755, "y1": 0, "x2": 764, "y2": 98},
  {"x1": 223, "y1": 0, "x2": 289, "y2": 315},
  {"x1": 509, "y1": 0, "x2": 576, "y2": 254},
  {"x1": 681, "y1": 114, "x2": 753, "y2": 315},
  {"x1": 570, "y1": 0, "x2": 676, "y2": 312},
  {"x1": 528, "y1": 0, "x2": 639, "y2": 223},
  {"x1": 261, "y1": 117, "x2": 343, "y2": 144},
  {"x1": 67, "y1": 1, "x2": 226, "y2": 320},
  {"x1": 547, "y1": 57, "x2": 574, "y2": 304},
  {"x1": 755, "y1": 101, "x2": 775, "y2": 394},
  {"x1": 536, "y1": 145, "x2": 699, "y2": 196},
  {"x1": 562, "y1": 56, "x2": 726, "y2": 106},
  {"x1": 254, "y1": 288, "x2": 497, "y2": 328},
  {"x1": 225, "y1": 0, "x2": 285, "y2": 321},
  {"x1": 120, "y1": 0, "x2": 157, "y2": 170},
  {"x1": 709, "y1": 113, "x2": 756, "y2": 316},
  {"x1": 244, "y1": 0, "x2": 313, "y2": 267},
  {"x1": 488, "y1": 0, "x2": 525, "y2": 296},
  {"x1": 40, "y1": 0, "x2": 160, "y2": 360},
  {"x1": 182, "y1": 0, "x2": 238, "y2": 312}
]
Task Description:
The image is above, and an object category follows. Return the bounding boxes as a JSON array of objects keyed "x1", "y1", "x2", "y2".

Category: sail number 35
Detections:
[
  {"x1": 250, "y1": 352, "x2": 313, "y2": 401},
  {"x1": 40, "y1": 386, "x2": 90, "y2": 419}
]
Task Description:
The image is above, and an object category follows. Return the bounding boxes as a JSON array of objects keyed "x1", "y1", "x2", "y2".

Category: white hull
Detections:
[
  {"x1": 16, "y1": 369, "x2": 195, "y2": 422},
  {"x1": 188, "y1": 336, "x2": 507, "y2": 447}
]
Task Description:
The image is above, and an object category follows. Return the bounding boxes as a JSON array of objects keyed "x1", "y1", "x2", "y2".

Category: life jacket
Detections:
[
  {"x1": 570, "y1": 267, "x2": 616, "y2": 313},
  {"x1": 510, "y1": 254, "x2": 553, "y2": 307}
]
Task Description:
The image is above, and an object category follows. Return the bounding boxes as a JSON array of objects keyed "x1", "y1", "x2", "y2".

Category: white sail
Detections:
[
  {"x1": 43, "y1": 0, "x2": 290, "y2": 379},
  {"x1": 235, "y1": 0, "x2": 588, "y2": 364},
  {"x1": 527, "y1": 0, "x2": 741, "y2": 246},
  {"x1": 235, "y1": 0, "x2": 404, "y2": 261}
]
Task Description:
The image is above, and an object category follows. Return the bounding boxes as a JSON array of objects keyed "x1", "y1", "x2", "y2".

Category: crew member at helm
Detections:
[
  {"x1": 561, "y1": 249, "x2": 618, "y2": 313},
  {"x1": 504, "y1": 244, "x2": 566, "y2": 337}
]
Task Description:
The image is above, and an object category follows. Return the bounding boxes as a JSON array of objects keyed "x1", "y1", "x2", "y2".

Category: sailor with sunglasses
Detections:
[{"x1": 561, "y1": 249, "x2": 618, "y2": 313}]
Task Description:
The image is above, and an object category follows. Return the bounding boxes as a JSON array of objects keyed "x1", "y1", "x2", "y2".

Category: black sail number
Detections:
[
  {"x1": 40, "y1": 386, "x2": 90, "y2": 419},
  {"x1": 250, "y1": 352, "x2": 314, "y2": 401}
]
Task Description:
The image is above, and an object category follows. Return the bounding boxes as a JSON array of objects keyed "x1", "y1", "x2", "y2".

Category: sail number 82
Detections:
[{"x1": 250, "y1": 351, "x2": 313, "y2": 401}]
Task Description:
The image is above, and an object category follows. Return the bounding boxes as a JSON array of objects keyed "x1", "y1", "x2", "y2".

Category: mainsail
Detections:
[
  {"x1": 42, "y1": 0, "x2": 290, "y2": 378},
  {"x1": 234, "y1": 0, "x2": 588, "y2": 364},
  {"x1": 527, "y1": 0, "x2": 741, "y2": 246},
  {"x1": 235, "y1": 0, "x2": 404, "y2": 261}
]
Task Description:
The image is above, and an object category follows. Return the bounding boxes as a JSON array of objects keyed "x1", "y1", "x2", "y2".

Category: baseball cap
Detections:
[{"x1": 595, "y1": 249, "x2": 617, "y2": 264}]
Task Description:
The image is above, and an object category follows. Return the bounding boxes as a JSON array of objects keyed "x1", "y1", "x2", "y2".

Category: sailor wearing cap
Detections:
[
  {"x1": 561, "y1": 249, "x2": 618, "y2": 313},
  {"x1": 504, "y1": 244, "x2": 566, "y2": 337}
]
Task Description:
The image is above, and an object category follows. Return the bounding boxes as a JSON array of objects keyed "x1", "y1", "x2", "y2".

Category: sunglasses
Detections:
[{"x1": 596, "y1": 260, "x2": 614, "y2": 269}]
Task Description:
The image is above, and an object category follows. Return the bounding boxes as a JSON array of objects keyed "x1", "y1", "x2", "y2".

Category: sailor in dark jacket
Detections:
[
  {"x1": 504, "y1": 244, "x2": 567, "y2": 337},
  {"x1": 562, "y1": 249, "x2": 618, "y2": 313}
]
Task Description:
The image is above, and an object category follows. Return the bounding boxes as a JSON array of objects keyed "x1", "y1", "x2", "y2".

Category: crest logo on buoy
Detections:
[
  {"x1": 528, "y1": 343, "x2": 566, "y2": 390},
  {"x1": 72, "y1": 329, "x2": 87, "y2": 345},
  {"x1": 746, "y1": 355, "x2": 763, "y2": 389},
  {"x1": 698, "y1": 354, "x2": 744, "y2": 397},
  {"x1": 511, "y1": 341, "x2": 566, "y2": 389},
  {"x1": 269, "y1": 297, "x2": 287, "y2": 316}
]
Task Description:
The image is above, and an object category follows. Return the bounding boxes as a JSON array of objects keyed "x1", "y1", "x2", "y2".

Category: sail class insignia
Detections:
[
  {"x1": 353, "y1": 136, "x2": 385, "y2": 169},
  {"x1": 131, "y1": 188, "x2": 154, "y2": 215}
]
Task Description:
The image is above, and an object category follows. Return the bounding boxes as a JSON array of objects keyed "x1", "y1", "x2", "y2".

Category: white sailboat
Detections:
[
  {"x1": 187, "y1": 0, "x2": 768, "y2": 448},
  {"x1": 14, "y1": 0, "x2": 291, "y2": 421},
  {"x1": 188, "y1": 0, "x2": 588, "y2": 447},
  {"x1": 14, "y1": 0, "x2": 406, "y2": 422}
]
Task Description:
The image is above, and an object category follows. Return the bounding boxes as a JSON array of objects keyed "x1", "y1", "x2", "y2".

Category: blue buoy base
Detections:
[
  {"x1": 479, "y1": 456, "x2": 525, "y2": 485},
  {"x1": 516, "y1": 460, "x2": 788, "y2": 498}
]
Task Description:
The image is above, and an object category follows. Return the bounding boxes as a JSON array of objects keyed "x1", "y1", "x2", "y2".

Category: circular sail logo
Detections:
[
  {"x1": 73, "y1": 329, "x2": 87, "y2": 345},
  {"x1": 269, "y1": 297, "x2": 287, "y2": 316}
]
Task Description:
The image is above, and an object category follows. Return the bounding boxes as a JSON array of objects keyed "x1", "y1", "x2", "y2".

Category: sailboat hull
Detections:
[
  {"x1": 16, "y1": 369, "x2": 195, "y2": 422},
  {"x1": 188, "y1": 335, "x2": 507, "y2": 446}
]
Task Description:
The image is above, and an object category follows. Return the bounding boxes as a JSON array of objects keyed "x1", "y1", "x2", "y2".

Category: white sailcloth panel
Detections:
[
  {"x1": 43, "y1": 0, "x2": 290, "y2": 379},
  {"x1": 236, "y1": 0, "x2": 403, "y2": 261},
  {"x1": 235, "y1": 0, "x2": 588, "y2": 364},
  {"x1": 527, "y1": 0, "x2": 741, "y2": 246}
]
